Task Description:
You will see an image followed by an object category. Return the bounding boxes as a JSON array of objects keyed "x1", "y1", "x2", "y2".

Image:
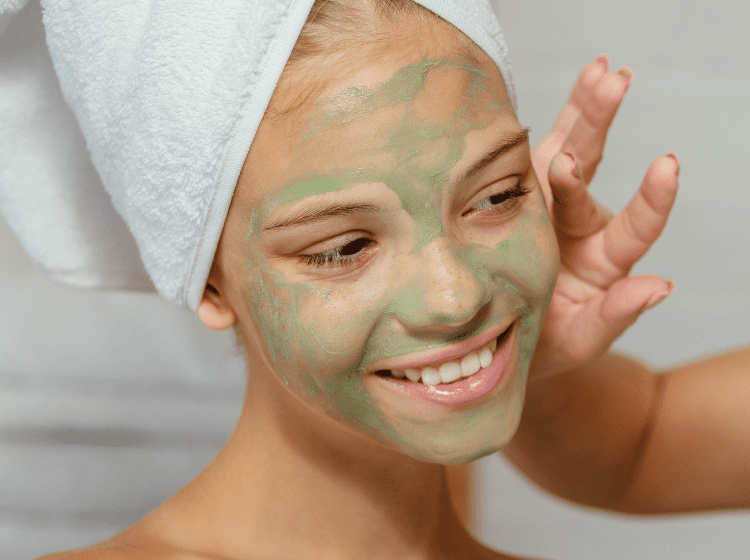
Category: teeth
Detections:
[
  {"x1": 388, "y1": 336, "x2": 499, "y2": 385},
  {"x1": 479, "y1": 347, "x2": 492, "y2": 368},
  {"x1": 438, "y1": 362, "x2": 462, "y2": 384},
  {"x1": 404, "y1": 368, "x2": 421, "y2": 382},
  {"x1": 459, "y1": 352, "x2": 481, "y2": 378},
  {"x1": 421, "y1": 367, "x2": 441, "y2": 387}
]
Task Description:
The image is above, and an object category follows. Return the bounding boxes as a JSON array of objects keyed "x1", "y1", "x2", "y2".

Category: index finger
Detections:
[
  {"x1": 547, "y1": 54, "x2": 611, "y2": 143},
  {"x1": 561, "y1": 67, "x2": 632, "y2": 185}
]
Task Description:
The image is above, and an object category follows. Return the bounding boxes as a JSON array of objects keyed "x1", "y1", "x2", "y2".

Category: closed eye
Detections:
[
  {"x1": 463, "y1": 182, "x2": 531, "y2": 217},
  {"x1": 298, "y1": 237, "x2": 374, "y2": 268}
]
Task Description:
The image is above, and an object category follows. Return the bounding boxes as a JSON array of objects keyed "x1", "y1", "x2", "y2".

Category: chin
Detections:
[
  {"x1": 400, "y1": 436, "x2": 512, "y2": 466},
  {"x1": 396, "y1": 403, "x2": 524, "y2": 466},
  {"x1": 437, "y1": 445, "x2": 502, "y2": 466}
]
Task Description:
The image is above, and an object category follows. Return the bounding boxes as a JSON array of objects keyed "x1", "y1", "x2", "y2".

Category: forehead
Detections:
[
  {"x1": 240, "y1": 47, "x2": 516, "y2": 209},
  {"x1": 302, "y1": 59, "x2": 498, "y2": 162}
]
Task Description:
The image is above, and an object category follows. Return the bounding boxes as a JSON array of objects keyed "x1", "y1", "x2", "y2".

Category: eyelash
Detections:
[
  {"x1": 297, "y1": 182, "x2": 531, "y2": 269},
  {"x1": 298, "y1": 237, "x2": 374, "y2": 268},
  {"x1": 464, "y1": 181, "x2": 531, "y2": 216}
]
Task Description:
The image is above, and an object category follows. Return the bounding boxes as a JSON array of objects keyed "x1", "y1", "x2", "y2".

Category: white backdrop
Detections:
[{"x1": 1, "y1": 0, "x2": 749, "y2": 559}]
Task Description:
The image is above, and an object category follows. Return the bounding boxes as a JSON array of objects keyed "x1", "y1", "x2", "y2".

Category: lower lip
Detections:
[{"x1": 373, "y1": 322, "x2": 517, "y2": 407}]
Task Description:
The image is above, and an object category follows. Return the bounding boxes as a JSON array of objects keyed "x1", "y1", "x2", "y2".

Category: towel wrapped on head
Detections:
[{"x1": 0, "y1": 0, "x2": 515, "y2": 312}]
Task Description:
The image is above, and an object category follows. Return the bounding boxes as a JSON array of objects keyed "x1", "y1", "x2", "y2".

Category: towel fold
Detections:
[
  {"x1": 0, "y1": 0, "x2": 515, "y2": 311},
  {"x1": 0, "y1": 0, "x2": 152, "y2": 291}
]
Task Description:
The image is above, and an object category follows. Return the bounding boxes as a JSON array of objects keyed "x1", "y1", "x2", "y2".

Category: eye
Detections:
[
  {"x1": 298, "y1": 237, "x2": 374, "y2": 268},
  {"x1": 463, "y1": 182, "x2": 531, "y2": 217}
]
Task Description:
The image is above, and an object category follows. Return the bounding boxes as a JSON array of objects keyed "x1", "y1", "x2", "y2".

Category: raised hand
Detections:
[
  {"x1": 510, "y1": 59, "x2": 750, "y2": 515},
  {"x1": 529, "y1": 56, "x2": 679, "y2": 377}
]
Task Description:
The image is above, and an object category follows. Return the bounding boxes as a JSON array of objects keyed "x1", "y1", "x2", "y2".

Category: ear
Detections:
[{"x1": 198, "y1": 279, "x2": 237, "y2": 331}]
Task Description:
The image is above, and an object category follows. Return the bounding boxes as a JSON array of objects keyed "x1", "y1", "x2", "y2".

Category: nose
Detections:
[{"x1": 394, "y1": 238, "x2": 490, "y2": 332}]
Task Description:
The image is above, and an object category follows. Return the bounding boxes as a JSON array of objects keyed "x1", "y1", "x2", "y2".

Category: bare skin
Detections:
[
  {"x1": 503, "y1": 56, "x2": 750, "y2": 515},
  {"x1": 507, "y1": 347, "x2": 750, "y2": 514}
]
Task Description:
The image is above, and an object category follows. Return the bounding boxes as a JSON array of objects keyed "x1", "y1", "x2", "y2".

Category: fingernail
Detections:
[
  {"x1": 595, "y1": 54, "x2": 610, "y2": 68},
  {"x1": 644, "y1": 281, "x2": 675, "y2": 310},
  {"x1": 617, "y1": 67, "x2": 633, "y2": 83},
  {"x1": 666, "y1": 151, "x2": 680, "y2": 176}
]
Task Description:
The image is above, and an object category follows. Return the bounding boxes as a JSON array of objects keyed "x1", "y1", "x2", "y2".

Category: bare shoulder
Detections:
[
  {"x1": 33, "y1": 546, "x2": 146, "y2": 560},
  {"x1": 35, "y1": 543, "x2": 546, "y2": 560},
  {"x1": 33, "y1": 541, "x2": 213, "y2": 560}
]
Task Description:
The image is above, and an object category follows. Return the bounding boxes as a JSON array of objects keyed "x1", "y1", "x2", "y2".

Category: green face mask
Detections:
[{"x1": 240, "y1": 57, "x2": 559, "y2": 463}]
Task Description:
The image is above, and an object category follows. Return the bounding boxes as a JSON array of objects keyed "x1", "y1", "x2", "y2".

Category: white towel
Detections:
[{"x1": 0, "y1": 0, "x2": 515, "y2": 311}]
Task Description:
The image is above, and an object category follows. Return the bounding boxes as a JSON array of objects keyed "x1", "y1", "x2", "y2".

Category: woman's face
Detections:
[{"x1": 222, "y1": 38, "x2": 559, "y2": 464}]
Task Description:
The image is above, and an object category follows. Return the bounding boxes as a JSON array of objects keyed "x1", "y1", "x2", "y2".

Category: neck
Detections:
[{"x1": 147, "y1": 359, "x2": 480, "y2": 560}]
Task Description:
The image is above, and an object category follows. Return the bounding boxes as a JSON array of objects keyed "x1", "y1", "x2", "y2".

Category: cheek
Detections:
[
  {"x1": 243, "y1": 266, "x2": 309, "y2": 388},
  {"x1": 496, "y1": 204, "x2": 560, "y2": 366},
  {"x1": 243, "y1": 259, "x2": 405, "y2": 443},
  {"x1": 510, "y1": 205, "x2": 560, "y2": 302},
  {"x1": 243, "y1": 256, "x2": 392, "y2": 394},
  {"x1": 466, "y1": 203, "x2": 559, "y2": 304},
  {"x1": 293, "y1": 283, "x2": 384, "y2": 373},
  {"x1": 456, "y1": 200, "x2": 559, "y2": 370}
]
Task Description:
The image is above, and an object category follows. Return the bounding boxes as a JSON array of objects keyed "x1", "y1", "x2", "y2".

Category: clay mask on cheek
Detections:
[
  {"x1": 454, "y1": 209, "x2": 559, "y2": 383},
  {"x1": 243, "y1": 206, "x2": 396, "y2": 439}
]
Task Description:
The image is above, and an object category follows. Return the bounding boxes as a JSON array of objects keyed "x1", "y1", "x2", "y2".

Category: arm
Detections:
[{"x1": 505, "y1": 347, "x2": 750, "y2": 513}]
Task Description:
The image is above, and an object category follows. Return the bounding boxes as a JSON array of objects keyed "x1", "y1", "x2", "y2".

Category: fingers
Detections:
[
  {"x1": 603, "y1": 153, "x2": 680, "y2": 273},
  {"x1": 561, "y1": 67, "x2": 632, "y2": 185},
  {"x1": 592, "y1": 275, "x2": 675, "y2": 353},
  {"x1": 600, "y1": 275, "x2": 675, "y2": 324},
  {"x1": 530, "y1": 274, "x2": 675, "y2": 377},
  {"x1": 532, "y1": 55, "x2": 611, "y2": 184},
  {"x1": 547, "y1": 54, "x2": 610, "y2": 143},
  {"x1": 549, "y1": 150, "x2": 613, "y2": 238},
  {"x1": 540, "y1": 57, "x2": 631, "y2": 236}
]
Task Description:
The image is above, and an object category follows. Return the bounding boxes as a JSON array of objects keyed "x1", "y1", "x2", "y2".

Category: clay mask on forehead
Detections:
[
  {"x1": 274, "y1": 59, "x2": 503, "y2": 247},
  {"x1": 240, "y1": 57, "x2": 558, "y2": 462}
]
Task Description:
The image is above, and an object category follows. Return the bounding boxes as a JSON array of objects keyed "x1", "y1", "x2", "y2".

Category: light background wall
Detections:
[{"x1": 1, "y1": 0, "x2": 749, "y2": 558}]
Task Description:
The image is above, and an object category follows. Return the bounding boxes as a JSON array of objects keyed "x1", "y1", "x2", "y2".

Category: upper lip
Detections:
[{"x1": 365, "y1": 317, "x2": 515, "y2": 374}]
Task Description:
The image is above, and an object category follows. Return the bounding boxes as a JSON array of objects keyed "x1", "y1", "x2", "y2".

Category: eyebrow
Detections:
[
  {"x1": 262, "y1": 128, "x2": 530, "y2": 231},
  {"x1": 263, "y1": 202, "x2": 383, "y2": 231},
  {"x1": 454, "y1": 127, "x2": 530, "y2": 186}
]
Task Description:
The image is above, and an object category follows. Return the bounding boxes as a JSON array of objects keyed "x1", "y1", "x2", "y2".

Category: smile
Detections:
[
  {"x1": 377, "y1": 334, "x2": 498, "y2": 385},
  {"x1": 368, "y1": 320, "x2": 518, "y2": 407}
]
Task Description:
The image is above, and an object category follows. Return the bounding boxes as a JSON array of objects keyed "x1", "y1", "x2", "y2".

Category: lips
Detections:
[
  {"x1": 367, "y1": 320, "x2": 518, "y2": 407},
  {"x1": 367, "y1": 319, "x2": 511, "y2": 375},
  {"x1": 379, "y1": 335, "x2": 497, "y2": 385}
]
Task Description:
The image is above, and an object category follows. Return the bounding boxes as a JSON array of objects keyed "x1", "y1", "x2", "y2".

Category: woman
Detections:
[{"x1": 3, "y1": 0, "x2": 740, "y2": 559}]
